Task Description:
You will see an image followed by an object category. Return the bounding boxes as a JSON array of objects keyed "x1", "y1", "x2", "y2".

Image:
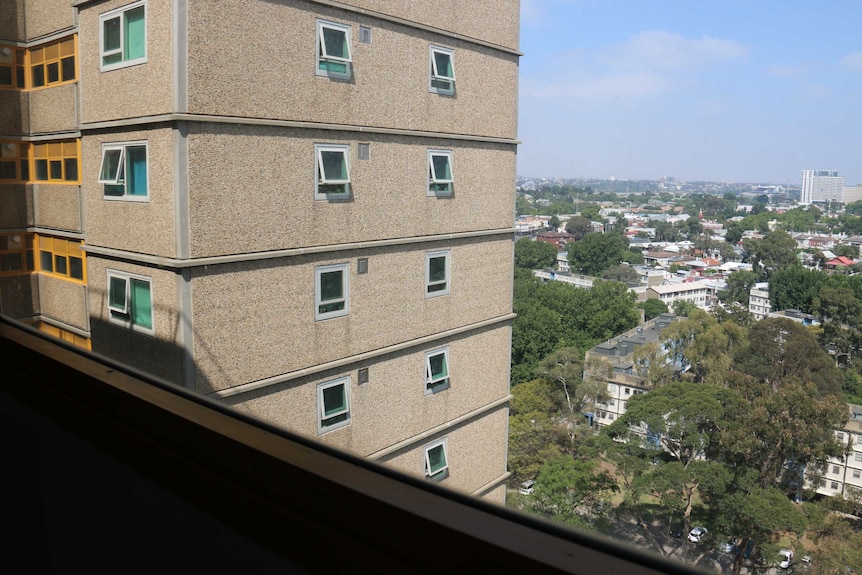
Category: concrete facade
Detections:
[{"x1": 1, "y1": 0, "x2": 517, "y2": 501}]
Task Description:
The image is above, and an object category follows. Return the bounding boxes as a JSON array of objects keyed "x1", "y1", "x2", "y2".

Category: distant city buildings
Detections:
[{"x1": 801, "y1": 170, "x2": 845, "y2": 204}]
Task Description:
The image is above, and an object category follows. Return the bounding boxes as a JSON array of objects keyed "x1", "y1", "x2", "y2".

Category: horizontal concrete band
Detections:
[
  {"x1": 1, "y1": 226, "x2": 84, "y2": 240},
  {"x1": 83, "y1": 228, "x2": 517, "y2": 269},
  {"x1": 68, "y1": 0, "x2": 522, "y2": 56},
  {"x1": 78, "y1": 113, "x2": 521, "y2": 146},
  {"x1": 0, "y1": 27, "x2": 77, "y2": 47},
  {"x1": 209, "y1": 313, "x2": 517, "y2": 399},
  {"x1": 472, "y1": 471, "x2": 512, "y2": 498},
  {"x1": 367, "y1": 394, "x2": 512, "y2": 460},
  {"x1": 33, "y1": 315, "x2": 92, "y2": 339},
  {"x1": 0, "y1": 132, "x2": 82, "y2": 141}
]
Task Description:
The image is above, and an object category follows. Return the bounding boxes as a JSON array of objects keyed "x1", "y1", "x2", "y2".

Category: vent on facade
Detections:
[
  {"x1": 358, "y1": 368, "x2": 369, "y2": 385},
  {"x1": 358, "y1": 143, "x2": 370, "y2": 160},
  {"x1": 358, "y1": 258, "x2": 369, "y2": 274},
  {"x1": 359, "y1": 26, "x2": 372, "y2": 44}
]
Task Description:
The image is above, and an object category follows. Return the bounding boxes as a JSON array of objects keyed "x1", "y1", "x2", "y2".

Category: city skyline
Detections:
[{"x1": 518, "y1": 0, "x2": 862, "y2": 185}]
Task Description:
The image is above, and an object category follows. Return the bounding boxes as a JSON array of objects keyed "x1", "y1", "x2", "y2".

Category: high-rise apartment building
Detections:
[
  {"x1": 0, "y1": 0, "x2": 519, "y2": 501},
  {"x1": 801, "y1": 169, "x2": 844, "y2": 204}
]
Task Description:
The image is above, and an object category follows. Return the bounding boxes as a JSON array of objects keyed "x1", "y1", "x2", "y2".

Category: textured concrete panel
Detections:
[
  {"x1": 78, "y1": 0, "x2": 174, "y2": 123},
  {"x1": 0, "y1": 183, "x2": 34, "y2": 227},
  {"x1": 187, "y1": 1, "x2": 518, "y2": 139},
  {"x1": 379, "y1": 405, "x2": 509, "y2": 496},
  {"x1": 37, "y1": 274, "x2": 87, "y2": 330},
  {"x1": 34, "y1": 184, "x2": 82, "y2": 232},
  {"x1": 28, "y1": 83, "x2": 77, "y2": 134},
  {"x1": 0, "y1": 274, "x2": 38, "y2": 319},
  {"x1": 87, "y1": 255, "x2": 184, "y2": 383},
  {"x1": 0, "y1": 0, "x2": 26, "y2": 40},
  {"x1": 0, "y1": 91, "x2": 28, "y2": 135},
  {"x1": 23, "y1": 0, "x2": 75, "y2": 40},
  {"x1": 339, "y1": 0, "x2": 520, "y2": 51},
  {"x1": 190, "y1": 236, "x2": 514, "y2": 391},
  {"x1": 223, "y1": 323, "x2": 511, "y2": 456},
  {"x1": 81, "y1": 126, "x2": 176, "y2": 257},
  {"x1": 186, "y1": 124, "x2": 516, "y2": 257}
]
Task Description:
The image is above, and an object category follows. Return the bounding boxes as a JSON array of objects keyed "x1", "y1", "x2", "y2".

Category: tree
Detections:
[
  {"x1": 514, "y1": 237, "x2": 557, "y2": 270},
  {"x1": 548, "y1": 214, "x2": 561, "y2": 232},
  {"x1": 769, "y1": 266, "x2": 829, "y2": 313},
  {"x1": 754, "y1": 229, "x2": 799, "y2": 276},
  {"x1": 809, "y1": 516, "x2": 862, "y2": 575},
  {"x1": 565, "y1": 215, "x2": 593, "y2": 240},
  {"x1": 528, "y1": 456, "x2": 618, "y2": 527},
  {"x1": 638, "y1": 298, "x2": 668, "y2": 321},
  {"x1": 567, "y1": 233, "x2": 628, "y2": 276},
  {"x1": 672, "y1": 299, "x2": 698, "y2": 317},
  {"x1": 718, "y1": 270, "x2": 759, "y2": 306},
  {"x1": 835, "y1": 243, "x2": 859, "y2": 258},
  {"x1": 813, "y1": 287, "x2": 862, "y2": 364},
  {"x1": 579, "y1": 203, "x2": 601, "y2": 222},
  {"x1": 508, "y1": 379, "x2": 569, "y2": 482},
  {"x1": 600, "y1": 264, "x2": 639, "y2": 284}
]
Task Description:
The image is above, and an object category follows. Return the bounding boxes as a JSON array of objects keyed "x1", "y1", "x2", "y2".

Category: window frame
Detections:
[
  {"x1": 315, "y1": 19, "x2": 352, "y2": 80},
  {"x1": 424, "y1": 438, "x2": 449, "y2": 481},
  {"x1": 315, "y1": 263, "x2": 349, "y2": 321},
  {"x1": 106, "y1": 269, "x2": 154, "y2": 335},
  {"x1": 314, "y1": 144, "x2": 351, "y2": 200},
  {"x1": 99, "y1": 0, "x2": 147, "y2": 72},
  {"x1": 33, "y1": 140, "x2": 80, "y2": 184},
  {"x1": 36, "y1": 235, "x2": 86, "y2": 284},
  {"x1": 0, "y1": 140, "x2": 30, "y2": 182},
  {"x1": 98, "y1": 141, "x2": 149, "y2": 201},
  {"x1": 429, "y1": 45, "x2": 455, "y2": 96},
  {"x1": 317, "y1": 376, "x2": 351, "y2": 434},
  {"x1": 425, "y1": 250, "x2": 451, "y2": 297},
  {"x1": 0, "y1": 44, "x2": 26, "y2": 90},
  {"x1": 0, "y1": 233, "x2": 34, "y2": 276},
  {"x1": 29, "y1": 35, "x2": 77, "y2": 90},
  {"x1": 427, "y1": 149, "x2": 453, "y2": 197},
  {"x1": 424, "y1": 347, "x2": 450, "y2": 394}
]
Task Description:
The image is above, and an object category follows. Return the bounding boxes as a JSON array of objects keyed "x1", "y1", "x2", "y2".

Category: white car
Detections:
[
  {"x1": 687, "y1": 527, "x2": 707, "y2": 543},
  {"x1": 518, "y1": 480, "x2": 535, "y2": 495},
  {"x1": 778, "y1": 549, "x2": 793, "y2": 569}
]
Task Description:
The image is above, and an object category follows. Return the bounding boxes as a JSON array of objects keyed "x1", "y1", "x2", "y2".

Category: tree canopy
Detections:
[{"x1": 567, "y1": 232, "x2": 628, "y2": 276}]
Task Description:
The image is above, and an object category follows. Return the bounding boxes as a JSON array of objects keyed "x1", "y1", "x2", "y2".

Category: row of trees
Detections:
[{"x1": 509, "y1": 307, "x2": 856, "y2": 573}]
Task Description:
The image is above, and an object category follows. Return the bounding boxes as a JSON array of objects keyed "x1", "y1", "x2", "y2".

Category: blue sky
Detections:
[{"x1": 518, "y1": 0, "x2": 862, "y2": 185}]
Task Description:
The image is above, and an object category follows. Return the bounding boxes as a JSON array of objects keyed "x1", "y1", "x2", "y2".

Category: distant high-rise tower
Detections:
[{"x1": 801, "y1": 170, "x2": 844, "y2": 204}]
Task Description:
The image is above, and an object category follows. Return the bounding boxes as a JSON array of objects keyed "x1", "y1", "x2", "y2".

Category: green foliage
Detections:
[
  {"x1": 753, "y1": 230, "x2": 799, "y2": 275},
  {"x1": 672, "y1": 299, "x2": 698, "y2": 317},
  {"x1": 638, "y1": 298, "x2": 668, "y2": 321},
  {"x1": 600, "y1": 264, "x2": 640, "y2": 284},
  {"x1": 529, "y1": 456, "x2": 618, "y2": 526},
  {"x1": 508, "y1": 379, "x2": 569, "y2": 482},
  {"x1": 579, "y1": 203, "x2": 601, "y2": 222},
  {"x1": 514, "y1": 237, "x2": 557, "y2": 270},
  {"x1": 564, "y1": 215, "x2": 593, "y2": 240},
  {"x1": 567, "y1": 232, "x2": 628, "y2": 276},
  {"x1": 718, "y1": 270, "x2": 759, "y2": 306}
]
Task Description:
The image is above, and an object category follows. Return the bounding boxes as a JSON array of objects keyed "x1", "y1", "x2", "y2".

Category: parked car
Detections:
[
  {"x1": 778, "y1": 549, "x2": 793, "y2": 569},
  {"x1": 518, "y1": 480, "x2": 535, "y2": 495},
  {"x1": 719, "y1": 538, "x2": 740, "y2": 554},
  {"x1": 687, "y1": 526, "x2": 707, "y2": 543}
]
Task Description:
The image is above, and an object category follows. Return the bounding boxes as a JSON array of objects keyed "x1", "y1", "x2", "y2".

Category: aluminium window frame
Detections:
[
  {"x1": 429, "y1": 45, "x2": 455, "y2": 96},
  {"x1": 99, "y1": 0, "x2": 148, "y2": 72},
  {"x1": 315, "y1": 19, "x2": 352, "y2": 80},
  {"x1": 317, "y1": 376, "x2": 351, "y2": 434},
  {"x1": 106, "y1": 268, "x2": 154, "y2": 335},
  {"x1": 98, "y1": 140, "x2": 149, "y2": 201},
  {"x1": 425, "y1": 250, "x2": 451, "y2": 297},
  {"x1": 424, "y1": 347, "x2": 450, "y2": 395},
  {"x1": 315, "y1": 263, "x2": 349, "y2": 321},
  {"x1": 314, "y1": 143, "x2": 351, "y2": 200},
  {"x1": 424, "y1": 438, "x2": 449, "y2": 481},
  {"x1": 427, "y1": 149, "x2": 453, "y2": 197}
]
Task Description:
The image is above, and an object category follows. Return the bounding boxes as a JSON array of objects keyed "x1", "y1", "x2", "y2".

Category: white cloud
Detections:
[
  {"x1": 599, "y1": 31, "x2": 747, "y2": 71},
  {"x1": 840, "y1": 51, "x2": 862, "y2": 73},
  {"x1": 522, "y1": 71, "x2": 666, "y2": 101}
]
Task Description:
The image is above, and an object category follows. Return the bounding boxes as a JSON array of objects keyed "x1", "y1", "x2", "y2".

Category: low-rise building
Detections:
[
  {"x1": 749, "y1": 282, "x2": 771, "y2": 320},
  {"x1": 808, "y1": 405, "x2": 862, "y2": 499},
  {"x1": 645, "y1": 280, "x2": 713, "y2": 310}
]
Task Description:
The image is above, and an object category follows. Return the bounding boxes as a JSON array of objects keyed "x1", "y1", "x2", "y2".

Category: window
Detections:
[
  {"x1": 0, "y1": 45, "x2": 26, "y2": 89},
  {"x1": 0, "y1": 141, "x2": 29, "y2": 182},
  {"x1": 427, "y1": 150, "x2": 453, "y2": 196},
  {"x1": 837, "y1": 432, "x2": 845, "y2": 441},
  {"x1": 856, "y1": 453, "x2": 862, "y2": 463},
  {"x1": 100, "y1": 1, "x2": 146, "y2": 70},
  {"x1": 315, "y1": 144, "x2": 350, "y2": 199},
  {"x1": 37, "y1": 235, "x2": 85, "y2": 282},
  {"x1": 316, "y1": 20, "x2": 351, "y2": 80},
  {"x1": 98, "y1": 142, "x2": 148, "y2": 199},
  {"x1": 624, "y1": 388, "x2": 631, "y2": 395},
  {"x1": 359, "y1": 26, "x2": 372, "y2": 44},
  {"x1": 424, "y1": 439, "x2": 448, "y2": 481},
  {"x1": 429, "y1": 45, "x2": 455, "y2": 95},
  {"x1": 33, "y1": 140, "x2": 79, "y2": 183},
  {"x1": 107, "y1": 270, "x2": 153, "y2": 333},
  {"x1": 30, "y1": 36, "x2": 76, "y2": 89},
  {"x1": 317, "y1": 377, "x2": 350, "y2": 433},
  {"x1": 425, "y1": 348, "x2": 450, "y2": 393},
  {"x1": 854, "y1": 470, "x2": 861, "y2": 479},
  {"x1": 425, "y1": 250, "x2": 450, "y2": 297},
  {"x1": 0, "y1": 233, "x2": 34, "y2": 275},
  {"x1": 315, "y1": 263, "x2": 348, "y2": 320},
  {"x1": 831, "y1": 482, "x2": 839, "y2": 490},
  {"x1": 833, "y1": 465, "x2": 841, "y2": 474}
]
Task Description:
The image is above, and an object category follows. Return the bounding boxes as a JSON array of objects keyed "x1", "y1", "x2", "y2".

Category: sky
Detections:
[{"x1": 517, "y1": 0, "x2": 862, "y2": 185}]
